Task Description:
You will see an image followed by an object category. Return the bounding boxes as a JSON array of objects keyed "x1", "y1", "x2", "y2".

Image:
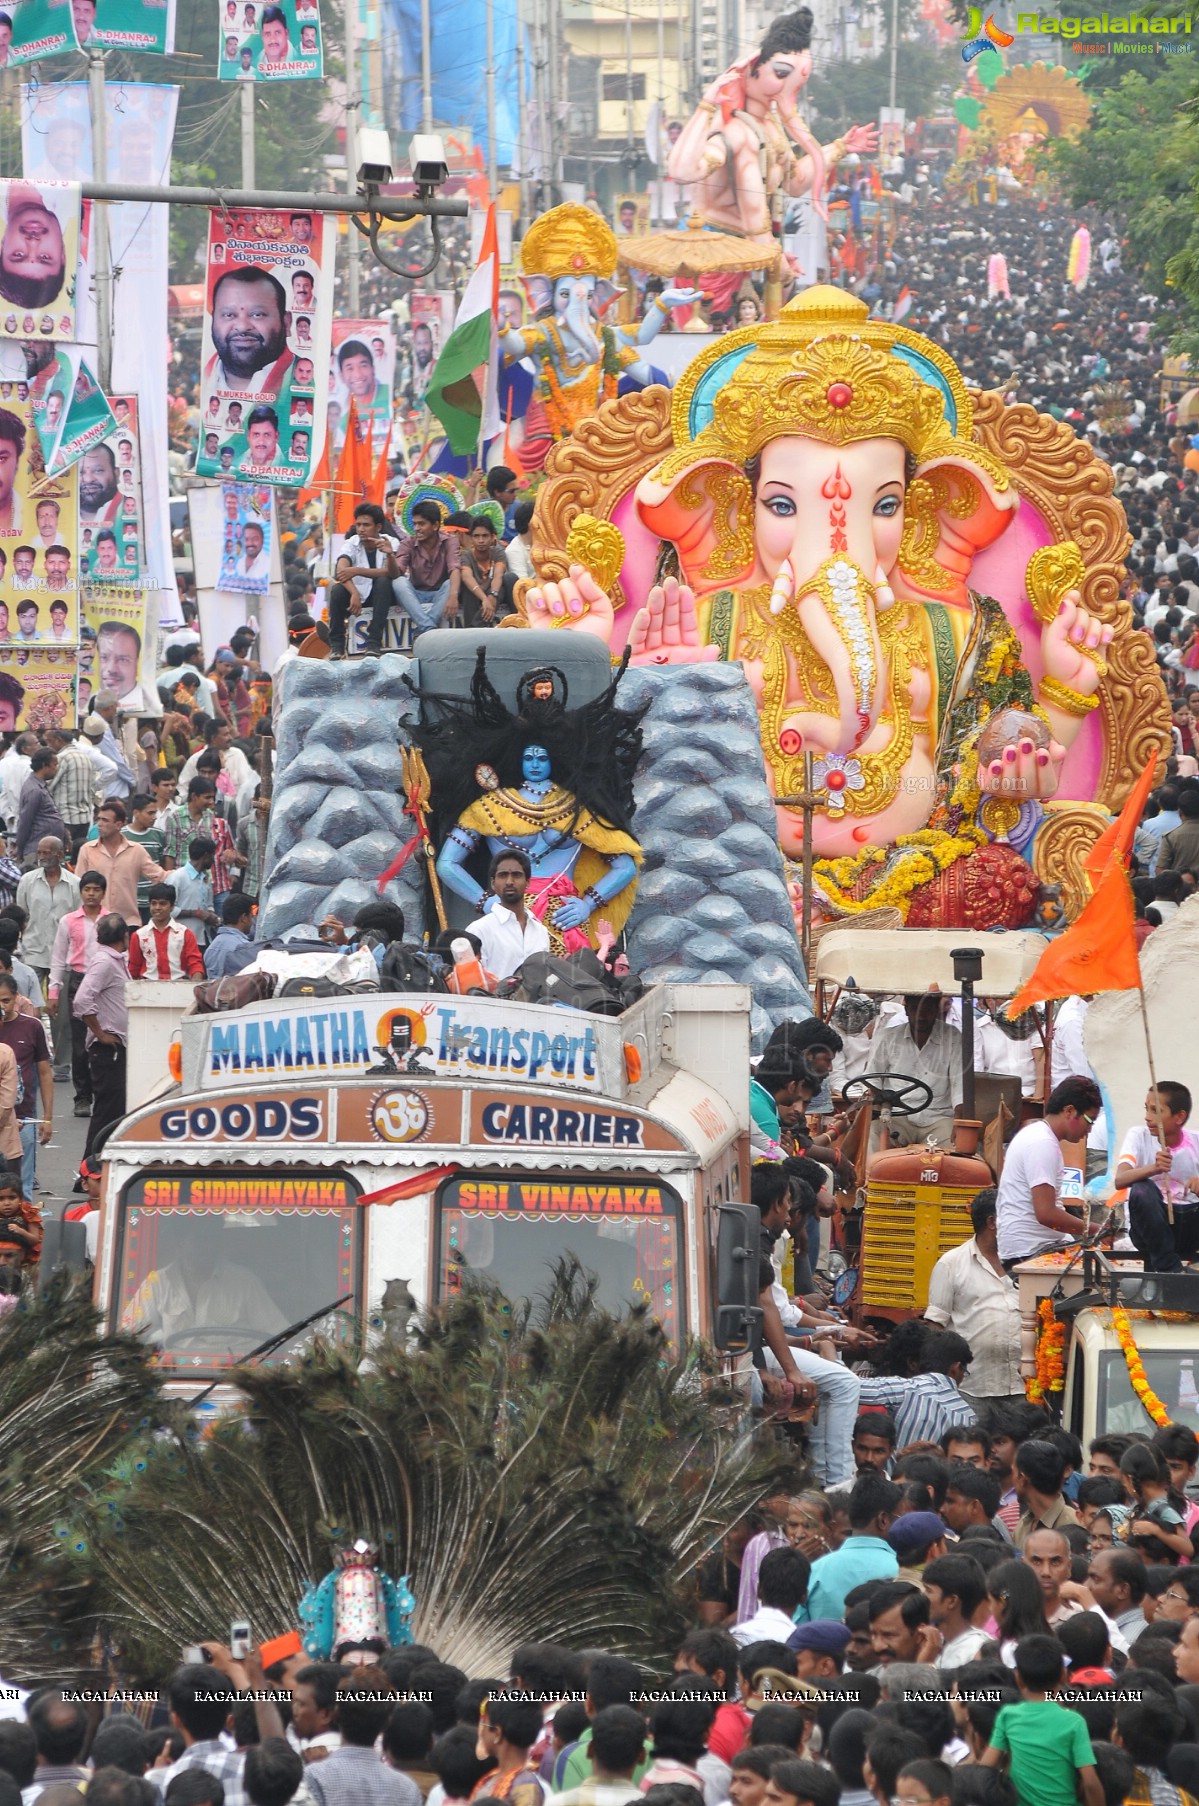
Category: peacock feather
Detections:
[
  {"x1": 79, "y1": 1263, "x2": 799, "y2": 1678},
  {"x1": 0, "y1": 1282, "x2": 165, "y2": 1682}
]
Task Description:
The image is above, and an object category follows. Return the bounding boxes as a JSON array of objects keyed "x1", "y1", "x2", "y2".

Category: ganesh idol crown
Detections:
[{"x1": 513, "y1": 282, "x2": 1169, "y2": 928}]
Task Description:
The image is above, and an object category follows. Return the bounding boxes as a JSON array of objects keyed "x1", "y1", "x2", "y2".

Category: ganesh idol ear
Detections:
[
  {"x1": 522, "y1": 275, "x2": 554, "y2": 316},
  {"x1": 637, "y1": 456, "x2": 755, "y2": 595},
  {"x1": 592, "y1": 279, "x2": 623, "y2": 317},
  {"x1": 896, "y1": 449, "x2": 1019, "y2": 609}
]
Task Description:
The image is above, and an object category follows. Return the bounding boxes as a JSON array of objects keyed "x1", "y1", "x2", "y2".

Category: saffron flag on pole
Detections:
[
  {"x1": 1083, "y1": 752, "x2": 1160, "y2": 880},
  {"x1": 425, "y1": 204, "x2": 501, "y2": 457},
  {"x1": 333, "y1": 399, "x2": 371, "y2": 532},
  {"x1": 1002, "y1": 753, "x2": 1160, "y2": 1020}
]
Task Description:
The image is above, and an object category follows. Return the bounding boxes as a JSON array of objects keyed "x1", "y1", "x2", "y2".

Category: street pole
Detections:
[
  {"x1": 344, "y1": 0, "x2": 360, "y2": 314},
  {"x1": 240, "y1": 82, "x2": 255, "y2": 189},
  {"x1": 545, "y1": 0, "x2": 558, "y2": 196},
  {"x1": 516, "y1": 9, "x2": 530, "y2": 229},
  {"x1": 420, "y1": 0, "x2": 433, "y2": 130},
  {"x1": 87, "y1": 48, "x2": 112, "y2": 392},
  {"x1": 486, "y1": 0, "x2": 498, "y2": 200},
  {"x1": 625, "y1": 1, "x2": 635, "y2": 179},
  {"x1": 888, "y1": 0, "x2": 898, "y2": 117},
  {"x1": 655, "y1": 2, "x2": 665, "y2": 222}
]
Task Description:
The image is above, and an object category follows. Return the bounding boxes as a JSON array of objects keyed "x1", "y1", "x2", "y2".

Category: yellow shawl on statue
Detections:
[{"x1": 458, "y1": 785, "x2": 643, "y2": 944}]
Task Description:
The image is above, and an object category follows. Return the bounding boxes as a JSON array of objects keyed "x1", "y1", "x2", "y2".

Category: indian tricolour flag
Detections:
[
  {"x1": 892, "y1": 287, "x2": 914, "y2": 324},
  {"x1": 425, "y1": 204, "x2": 502, "y2": 456}
]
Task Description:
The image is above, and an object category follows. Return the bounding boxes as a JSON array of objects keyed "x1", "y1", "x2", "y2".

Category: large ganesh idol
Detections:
[{"x1": 515, "y1": 286, "x2": 1169, "y2": 929}]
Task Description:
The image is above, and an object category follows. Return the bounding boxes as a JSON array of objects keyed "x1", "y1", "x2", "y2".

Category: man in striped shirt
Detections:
[
  {"x1": 161, "y1": 776, "x2": 240, "y2": 896},
  {"x1": 856, "y1": 1331, "x2": 977, "y2": 1450}
]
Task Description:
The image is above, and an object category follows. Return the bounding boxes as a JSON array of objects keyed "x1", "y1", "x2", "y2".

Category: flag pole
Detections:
[{"x1": 1137, "y1": 983, "x2": 1174, "y2": 1224}]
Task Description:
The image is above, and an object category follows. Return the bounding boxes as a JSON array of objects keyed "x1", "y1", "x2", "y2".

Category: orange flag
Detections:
[
  {"x1": 333, "y1": 400, "x2": 370, "y2": 532},
  {"x1": 366, "y1": 425, "x2": 392, "y2": 507},
  {"x1": 1005, "y1": 855, "x2": 1141, "y2": 1019},
  {"x1": 295, "y1": 437, "x2": 330, "y2": 508},
  {"x1": 1083, "y1": 752, "x2": 1160, "y2": 881}
]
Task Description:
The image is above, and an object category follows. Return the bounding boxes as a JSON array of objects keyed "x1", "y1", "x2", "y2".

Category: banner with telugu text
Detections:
[{"x1": 196, "y1": 206, "x2": 334, "y2": 487}]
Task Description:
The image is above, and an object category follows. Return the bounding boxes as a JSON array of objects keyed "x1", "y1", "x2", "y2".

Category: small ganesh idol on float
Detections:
[
  {"x1": 298, "y1": 1538, "x2": 416, "y2": 1663},
  {"x1": 500, "y1": 203, "x2": 699, "y2": 464},
  {"x1": 521, "y1": 284, "x2": 1169, "y2": 928}
]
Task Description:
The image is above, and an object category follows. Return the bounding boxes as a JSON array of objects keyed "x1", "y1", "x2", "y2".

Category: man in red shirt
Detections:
[
  {"x1": 128, "y1": 884, "x2": 205, "y2": 980},
  {"x1": 0, "y1": 972, "x2": 51, "y2": 1204}
]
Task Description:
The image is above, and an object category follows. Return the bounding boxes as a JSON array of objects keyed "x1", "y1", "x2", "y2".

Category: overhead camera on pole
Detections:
[{"x1": 350, "y1": 129, "x2": 451, "y2": 280}]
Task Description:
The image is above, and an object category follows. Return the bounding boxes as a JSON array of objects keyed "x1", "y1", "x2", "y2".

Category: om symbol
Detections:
[{"x1": 369, "y1": 1090, "x2": 431, "y2": 1144}]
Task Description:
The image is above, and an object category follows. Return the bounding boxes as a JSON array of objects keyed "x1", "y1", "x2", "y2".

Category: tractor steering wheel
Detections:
[{"x1": 842, "y1": 1072, "x2": 934, "y2": 1118}]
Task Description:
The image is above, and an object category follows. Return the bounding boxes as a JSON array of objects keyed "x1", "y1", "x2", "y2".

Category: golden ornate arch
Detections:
[
  {"x1": 524, "y1": 383, "x2": 1170, "y2": 811},
  {"x1": 981, "y1": 62, "x2": 1092, "y2": 144},
  {"x1": 970, "y1": 392, "x2": 1169, "y2": 808}
]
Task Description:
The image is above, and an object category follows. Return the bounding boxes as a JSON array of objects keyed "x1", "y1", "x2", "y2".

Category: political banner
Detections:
[
  {"x1": 328, "y1": 319, "x2": 394, "y2": 455},
  {"x1": 90, "y1": 396, "x2": 145, "y2": 584},
  {"x1": 30, "y1": 348, "x2": 116, "y2": 476},
  {"x1": 218, "y1": 0, "x2": 322, "y2": 80},
  {"x1": 217, "y1": 482, "x2": 273, "y2": 594},
  {"x1": 0, "y1": 393, "x2": 79, "y2": 668},
  {"x1": 82, "y1": 585, "x2": 147, "y2": 705},
  {"x1": 71, "y1": 0, "x2": 176, "y2": 52},
  {"x1": 409, "y1": 293, "x2": 453, "y2": 402},
  {"x1": 22, "y1": 81, "x2": 181, "y2": 614},
  {"x1": 0, "y1": 178, "x2": 81, "y2": 344},
  {"x1": 0, "y1": 0, "x2": 73, "y2": 65},
  {"x1": 196, "y1": 206, "x2": 334, "y2": 487},
  {"x1": 0, "y1": 648, "x2": 76, "y2": 732}
]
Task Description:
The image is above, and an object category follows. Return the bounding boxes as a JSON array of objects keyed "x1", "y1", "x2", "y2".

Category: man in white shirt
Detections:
[
  {"x1": 925, "y1": 1186, "x2": 1024, "y2": 1409},
  {"x1": 0, "y1": 731, "x2": 35, "y2": 833},
  {"x1": 239, "y1": 520, "x2": 271, "y2": 583},
  {"x1": 868, "y1": 992, "x2": 963, "y2": 1147},
  {"x1": 995, "y1": 1076, "x2": 1102, "y2": 1267},
  {"x1": 467, "y1": 851, "x2": 549, "y2": 982},
  {"x1": 1116, "y1": 1082, "x2": 1199, "y2": 1272}
]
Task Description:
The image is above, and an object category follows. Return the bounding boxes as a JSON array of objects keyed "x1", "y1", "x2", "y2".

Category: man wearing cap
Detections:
[
  {"x1": 887, "y1": 1511, "x2": 949, "y2": 1580},
  {"x1": 87, "y1": 692, "x2": 134, "y2": 800},
  {"x1": 786, "y1": 1621, "x2": 851, "y2": 1682}
]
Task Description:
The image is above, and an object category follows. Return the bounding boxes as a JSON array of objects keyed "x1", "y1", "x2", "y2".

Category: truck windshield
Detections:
[
  {"x1": 1097, "y1": 1350, "x2": 1199, "y2": 1436},
  {"x1": 114, "y1": 1171, "x2": 361, "y2": 1371},
  {"x1": 436, "y1": 1173, "x2": 683, "y2": 1344}
]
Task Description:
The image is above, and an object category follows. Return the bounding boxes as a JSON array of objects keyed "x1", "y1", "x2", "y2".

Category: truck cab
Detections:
[{"x1": 95, "y1": 981, "x2": 751, "y2": 1390}]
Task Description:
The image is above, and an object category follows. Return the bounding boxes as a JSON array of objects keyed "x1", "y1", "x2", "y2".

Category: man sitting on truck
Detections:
[
  {"x1": 995, "y1": 1076, "x2": 1104, "y2": 1269},
  {"x1": 1115, "y1": 1082, "x2": 1199, "y2": 1272}
]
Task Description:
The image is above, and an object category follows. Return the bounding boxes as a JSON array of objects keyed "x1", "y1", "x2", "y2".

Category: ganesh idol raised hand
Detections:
[{"x1": 666, "y1": 7, "x2": 878, "y2": 252}]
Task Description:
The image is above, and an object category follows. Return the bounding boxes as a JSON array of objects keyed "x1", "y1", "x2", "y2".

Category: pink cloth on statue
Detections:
[{"x1": 527, "y1": 871, "x2": 590, "y2": 952}]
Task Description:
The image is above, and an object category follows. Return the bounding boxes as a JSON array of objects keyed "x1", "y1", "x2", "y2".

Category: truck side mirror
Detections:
[
  {"x1": 36, "y1": 1219, "x2": 89, "y2": 1292},
  {"x1": 714, "y1": 1202, "x2": 762, "y2": 1352}
]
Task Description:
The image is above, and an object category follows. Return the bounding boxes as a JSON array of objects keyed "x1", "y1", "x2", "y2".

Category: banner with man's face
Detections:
[
  {"x1": 82, "y1": 585, "x2": 146, "y2": 705},
  {"x1": 0, "y1": 0, "x2": 74, "y2": 65},
  {"x1": 328, "y1": 318, "x2": 394, "y2": 455},
  {"x1": 0, "y1": 648, "x2": 75, "y2": 732},
  {"x1": 0, "y1": 178, "x2": 81, "y2": 344},
  {"x1": 0, "y1": 392, "x2": 80, "y2": 673},
  {"x1": 70, "y1": 0, "x2": 176, "y2": 52},
  {"x1": 217, "y1": 482, "x2": 273, "y2": 594},
  {"x1": 218, "y1": 0, "x2": 322, "y2": 80},
  {"x1": 197, "y1": 206, "x2": 334, "y2": 487}
]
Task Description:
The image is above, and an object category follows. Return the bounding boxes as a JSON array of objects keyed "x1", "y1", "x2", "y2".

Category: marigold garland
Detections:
[
  {"x1": 811, "y1": 829, "x2": 982, "y2": 921},
  {"x1": 1111, "y1": 1303, "x2": 1173, "y2": 1427},
  {"x1": 1026, "y1": 1296, "x2": 1066, "y2": 1403}
]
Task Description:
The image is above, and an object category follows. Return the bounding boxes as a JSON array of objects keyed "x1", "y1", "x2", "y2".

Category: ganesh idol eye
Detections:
[
  {"x1": 763, "y1": 494, "x2": 796, "y2": 518},
  {"x1": 873, "y1": 494, "x2": 902, "y2": 517}
]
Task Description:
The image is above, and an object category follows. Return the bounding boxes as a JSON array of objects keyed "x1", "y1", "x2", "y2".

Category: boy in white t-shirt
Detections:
[{"x1": 1115, "y1": 1082, "x2": 1199, "y2": 1271}]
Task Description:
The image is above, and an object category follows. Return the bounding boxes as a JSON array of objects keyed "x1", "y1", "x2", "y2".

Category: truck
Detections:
[{"x1": 93, "y1": 978, "x2": 753, "y2": 1394}]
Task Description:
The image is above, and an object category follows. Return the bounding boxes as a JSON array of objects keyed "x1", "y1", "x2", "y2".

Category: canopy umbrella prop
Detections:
[{"x1": 616, "y1": 215, "x2": 786, "y2": 322}]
